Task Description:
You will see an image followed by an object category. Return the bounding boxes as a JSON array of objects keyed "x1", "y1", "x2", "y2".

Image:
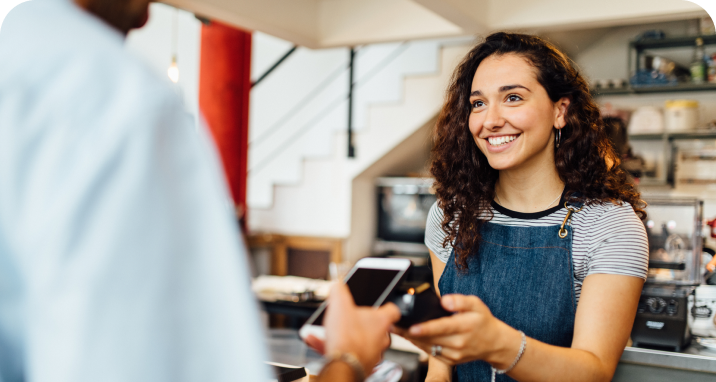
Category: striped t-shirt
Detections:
[{"x1": 425, "y1": 199, "x2": 649, "y2": 303}]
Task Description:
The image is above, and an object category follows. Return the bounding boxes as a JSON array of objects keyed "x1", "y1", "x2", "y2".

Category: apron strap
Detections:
[{"x1": 559, "y1": 195, "x2": 585, "y2": 238}]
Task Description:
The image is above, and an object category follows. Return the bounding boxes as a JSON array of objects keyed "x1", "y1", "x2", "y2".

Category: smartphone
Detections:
[
  {"x1": 390, "y1": 282, "x2": 452, "y2": 328},
  {"x1": 298, "y1": 257, "x2": 411, "y2": 341}
]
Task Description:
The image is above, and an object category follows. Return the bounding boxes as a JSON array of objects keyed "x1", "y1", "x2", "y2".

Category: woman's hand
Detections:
[{"x1": 393, "y1": 293, "x2": 522, "y2": 369}]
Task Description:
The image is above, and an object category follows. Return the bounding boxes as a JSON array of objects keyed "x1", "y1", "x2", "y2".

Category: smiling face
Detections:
[{"x1": 468, "y1": 53, "x2": 569, "y2": 173}]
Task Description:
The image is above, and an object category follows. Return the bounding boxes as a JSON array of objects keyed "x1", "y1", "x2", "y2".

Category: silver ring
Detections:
[{"x1": 430, "y1": 345, "x2": 442, "y2": 357}]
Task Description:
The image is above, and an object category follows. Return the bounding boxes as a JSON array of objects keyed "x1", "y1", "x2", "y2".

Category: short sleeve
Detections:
[
  {"x1": 425, "y1": 201, "x2": 453, "y2": 263},
  {"x1": 586, "y1": 202, "x2": 649, "y2": 280}
]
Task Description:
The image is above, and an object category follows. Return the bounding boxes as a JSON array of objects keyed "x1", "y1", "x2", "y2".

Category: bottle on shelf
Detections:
[
  {"x1": 708, "y1": 53, "x2": 716, "y2": 84},
  {"x1": 691, "y1": 37, "x2": 706, "y2": 84}
]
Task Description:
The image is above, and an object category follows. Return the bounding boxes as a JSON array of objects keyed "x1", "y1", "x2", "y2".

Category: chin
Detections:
[{"x1": 486, "y1": 160, "x2": 513, "y2": 171}]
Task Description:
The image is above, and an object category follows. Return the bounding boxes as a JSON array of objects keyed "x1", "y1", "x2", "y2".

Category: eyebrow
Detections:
[{"x1": 470, "y1": 84, "x2": 531, "y2": 97}]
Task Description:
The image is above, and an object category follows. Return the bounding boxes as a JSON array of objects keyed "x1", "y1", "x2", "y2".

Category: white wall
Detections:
[
  {"x1": 247, "y1": 33, "x2": 470, "y2": 208},
  {"x1": 126, "y1": 3, "x2": 202, "y2": 127},
  {"x1": 248, "y1": 44, "x2": 470, "y2": 257}
]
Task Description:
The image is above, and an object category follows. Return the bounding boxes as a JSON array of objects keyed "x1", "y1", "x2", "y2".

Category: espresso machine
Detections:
[{"x1": 631, "y1": 198, "x2": 703, "y2": 351}]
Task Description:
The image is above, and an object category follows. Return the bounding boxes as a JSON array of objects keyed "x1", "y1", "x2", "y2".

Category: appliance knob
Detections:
[
  {"x1": 667, "y1": 300, "x2": 679, "y2": 316},
  {"x1": 646, "y1": 297, "x2": 667, "y2": 314}
]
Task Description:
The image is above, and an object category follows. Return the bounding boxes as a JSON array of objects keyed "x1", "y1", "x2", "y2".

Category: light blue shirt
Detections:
[{"x1": 0, "y1": 1, "x2": 270, "y2": 381}]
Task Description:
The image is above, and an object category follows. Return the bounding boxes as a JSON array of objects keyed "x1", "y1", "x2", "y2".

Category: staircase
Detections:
[{"x1": 247, "y1": 39, "x2": 471, "y2": 247}]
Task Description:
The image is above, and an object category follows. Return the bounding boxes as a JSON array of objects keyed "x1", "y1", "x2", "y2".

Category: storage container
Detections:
[
  {"x1": 627, "y1": 106, "x2": 664, "y2": 134},
  {"x1": 675, "y1": 140, "x2": 716, "y2": 187},
  {"x1": 665, "y1": 100, "x2": 699, "y2": 132}
]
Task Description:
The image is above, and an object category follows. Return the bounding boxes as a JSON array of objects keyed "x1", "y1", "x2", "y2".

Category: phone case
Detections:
[{"x1": 390, "y1": 282, "x2": 452, "y2": 328}]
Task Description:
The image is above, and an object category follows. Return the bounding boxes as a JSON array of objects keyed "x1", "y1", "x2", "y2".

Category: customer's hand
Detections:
[
  {"x1": 306, "y1": 283, "x2": 401, "y2": 375},
  {"x1": 392, "y1": 294, "x2": 520, "y2": 368}
]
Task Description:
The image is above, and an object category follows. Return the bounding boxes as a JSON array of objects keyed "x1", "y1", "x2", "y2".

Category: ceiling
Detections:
[{"x1": 164, "y1": 0, "x2": 708, "y2": 48}]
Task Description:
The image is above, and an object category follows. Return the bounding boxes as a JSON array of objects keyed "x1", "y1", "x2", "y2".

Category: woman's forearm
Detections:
[
  {"x1": 426, "y1": 334, "x2": 614, "y2": 382},
  {"x1": 425, "y1": 356, "x2": 452, "y2": 382},
  {"x1": 496, "y1": 275, "x2": 639, "y2": 382},
  {"x1": 497, "y1": 332, "x2": 615, "y2": 382}
]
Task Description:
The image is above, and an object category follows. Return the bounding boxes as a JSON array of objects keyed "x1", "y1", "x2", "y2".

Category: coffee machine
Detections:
[{"x1": 631, "y1": 198, "x2": 703, "y2": 352}]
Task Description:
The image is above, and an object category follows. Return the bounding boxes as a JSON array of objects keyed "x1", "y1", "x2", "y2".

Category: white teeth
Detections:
[{"x1": 488, "y1": 135, "x2": 518, "y2": 146}]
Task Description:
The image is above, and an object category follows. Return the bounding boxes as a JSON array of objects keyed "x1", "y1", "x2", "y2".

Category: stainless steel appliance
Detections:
[
  {"x1": 374, "y1": 177, "x2": 436, "y2": 257},
  {"x1": 632, "y1": 198, "x2": 703, "y2": 351}
]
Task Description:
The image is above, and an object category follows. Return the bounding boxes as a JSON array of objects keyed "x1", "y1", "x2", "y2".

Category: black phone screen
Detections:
[{"x1": 312, "y1": 268, "x2": 400, "y2": 325}]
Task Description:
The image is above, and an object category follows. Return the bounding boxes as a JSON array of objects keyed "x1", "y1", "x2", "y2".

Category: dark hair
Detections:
[
  {"x1": 430, "y1": 32, "x2": 645, "y2": 270},
  {"x1": 603, "y1": 116, "x2": 629, "y2": 157}
]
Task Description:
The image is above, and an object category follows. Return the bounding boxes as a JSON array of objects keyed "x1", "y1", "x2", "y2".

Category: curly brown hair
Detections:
[{"x1": 431, "y1": 32, "x2": 645, "y2": 271}]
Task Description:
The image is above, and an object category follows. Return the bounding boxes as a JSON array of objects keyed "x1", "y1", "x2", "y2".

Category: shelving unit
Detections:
[
  {"x1": 628, "y1": 131, "x2": 716, "y2": 186},
  {"x1": 629, "y1": 34, "x2": 716, "y2": 85},
  {"x1": 591, "y1": 35, "x2": 716, "y2": 96},
  {"x1": 593, "y1": 34, "x2": 716, "y2": 187}
]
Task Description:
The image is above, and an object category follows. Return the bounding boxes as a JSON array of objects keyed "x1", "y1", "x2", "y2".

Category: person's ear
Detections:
[{"x1": 554, "y1": 97, "x2": 571, "y2": 129}]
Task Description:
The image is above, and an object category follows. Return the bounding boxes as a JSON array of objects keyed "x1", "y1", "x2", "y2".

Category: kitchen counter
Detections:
[
  {"x1": 269, "y1": 328, "x2": 716, "y2": 381},
  {"x1": 614, "y1": 342, "x2": 716, "y2": 381}
]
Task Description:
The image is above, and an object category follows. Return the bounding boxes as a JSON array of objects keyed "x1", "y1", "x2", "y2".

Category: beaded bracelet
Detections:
[{"x1": 491, "y1": 330, "x2": 527, "y2": 382}]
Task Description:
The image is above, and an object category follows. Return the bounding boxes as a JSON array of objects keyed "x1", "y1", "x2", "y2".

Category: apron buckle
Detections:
[{"x1": 559, "y1": 201, "x2": 584, "y2": 238}]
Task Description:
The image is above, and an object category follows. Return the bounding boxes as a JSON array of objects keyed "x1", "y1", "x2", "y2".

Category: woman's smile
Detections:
[{"x1": 485, "y1": 134, "x2": 521, "y2": 152}]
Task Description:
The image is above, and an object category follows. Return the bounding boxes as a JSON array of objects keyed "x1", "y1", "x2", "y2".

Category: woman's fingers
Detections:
[
  {"x1": 399, "y1": 335, "x2": 435, "y2": 354},
  {"x1": 433, "y1": 347, "x2": 461, "y2": 365},
  {"x1": 397, "y1": 334, "x2": 463, "y2": 365},
  {"x1": 408, "y1": 314, "x2": 465, "y2": 337},
  {"x1": 441, "y1": 294, "x2": 486, "y2": 313}
]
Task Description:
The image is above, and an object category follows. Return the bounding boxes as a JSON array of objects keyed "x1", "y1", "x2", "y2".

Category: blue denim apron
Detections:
[{"x1": 438, "y1": 201, "x2": 582, "y2": 382}]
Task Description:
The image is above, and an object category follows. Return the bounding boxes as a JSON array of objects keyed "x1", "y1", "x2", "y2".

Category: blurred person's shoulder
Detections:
[{"x1": 0, "y1": 0, "x2": 177, "y2": 128}]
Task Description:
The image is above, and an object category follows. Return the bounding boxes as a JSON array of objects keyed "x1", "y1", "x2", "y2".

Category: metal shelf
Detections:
[
  {"x1": 670, "y1": 132, "x2": 716, "y2": 140},
  {"x1": 629, "y1": 133, "x2": 665, "y2": 141},
  {"x1": 630, "y1": 34, "x2": 716, "y2": 51},
  {"x1": 620, "y1": 34, "x2": 716, "y2": 97},
  {"x1": 630, "y1": 132, "x2": 716, "y2": 141},
  {"x1": 593, "y1": 83, "x2": 716, "y2": 96}
]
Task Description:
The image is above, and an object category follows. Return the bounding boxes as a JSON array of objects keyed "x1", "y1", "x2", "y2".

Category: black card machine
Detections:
[{"x1": 390, "y1": 282, "x2": 452, "y2": 328}]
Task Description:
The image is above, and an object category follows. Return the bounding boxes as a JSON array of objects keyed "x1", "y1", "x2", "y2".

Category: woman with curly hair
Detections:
[{"x1": 395, "y1": 32, "x2": 649, "y2": 381}]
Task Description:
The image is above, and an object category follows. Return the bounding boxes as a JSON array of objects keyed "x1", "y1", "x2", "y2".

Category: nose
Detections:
[{"x1": 482, "y1": 103, "x2": 504, "y2": 131}]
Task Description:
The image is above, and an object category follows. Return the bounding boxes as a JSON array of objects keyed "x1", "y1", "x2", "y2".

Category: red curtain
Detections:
[{"x1": 199, "y1": 21, "x2": 251, "y2": 229}]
